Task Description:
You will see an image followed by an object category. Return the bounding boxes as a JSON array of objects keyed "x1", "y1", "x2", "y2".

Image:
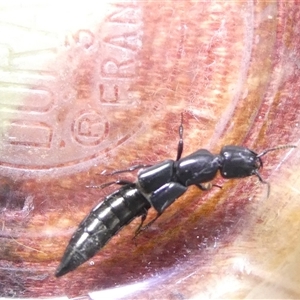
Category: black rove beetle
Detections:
[{"x1": 55, "y1": 115, "x2": 296, "y2": 277}]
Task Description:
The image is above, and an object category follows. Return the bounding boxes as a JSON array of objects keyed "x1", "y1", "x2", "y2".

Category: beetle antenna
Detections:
[
  {"x1": 254, "y1": 170, "x2": 270, "y2": 198},
  {"x1": 255, "y1": 145, "x2": 296, "y2": 198},
  {"x1": 257, "y1": 145, "x2": 296, "y2": 158}
]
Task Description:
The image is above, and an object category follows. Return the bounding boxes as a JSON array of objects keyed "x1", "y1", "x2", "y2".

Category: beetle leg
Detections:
[
  {"x1": 133, "y1": 209, "x2": 148, "y2": 239},
  {"x1": 86, "y1": 179, "x2": 134, "y2": 189},
  {"x1": 195, "y1": 183, "x2": 222, "y2": 191},
  {"x1": 134, "y1": 212, "x2": 162, "y2": 238},
  {"x1": 176, "y1": 112, "x2": 184, "y2": 161},
  {"x1": 106, "y1": 164, "x2": 153, "y2": 175}
]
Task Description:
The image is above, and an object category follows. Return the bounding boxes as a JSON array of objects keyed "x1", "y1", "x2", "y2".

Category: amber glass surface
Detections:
[{"x1": 0, "y1": 1, "x2": 299, "y2": 298}]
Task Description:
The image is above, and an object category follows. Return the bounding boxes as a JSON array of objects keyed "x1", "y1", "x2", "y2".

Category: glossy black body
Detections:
[
  {"x1": 175, "y1": 149, "x2": 220, "y2": 185},
  {"x1": 56, "y1": 184, "x2": 150, "y2": 277},
  {"x1": 56, "y1": 136, "x2": 293, "y2": 277}
]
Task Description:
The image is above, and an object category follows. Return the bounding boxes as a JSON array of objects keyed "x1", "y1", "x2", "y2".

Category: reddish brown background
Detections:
[{"x1": 0, "y1": 1, "x2": 300, "y2": 299}]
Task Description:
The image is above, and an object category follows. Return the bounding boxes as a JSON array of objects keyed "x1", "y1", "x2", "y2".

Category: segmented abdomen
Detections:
[{"x1": 55, "y1": 184, "x2": 151, "y2": 277}]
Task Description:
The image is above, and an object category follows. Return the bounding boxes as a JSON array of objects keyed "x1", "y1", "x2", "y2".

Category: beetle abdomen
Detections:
[{"x1": 55, "y1": 184, "x2": 150, "y2": 277}]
